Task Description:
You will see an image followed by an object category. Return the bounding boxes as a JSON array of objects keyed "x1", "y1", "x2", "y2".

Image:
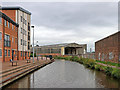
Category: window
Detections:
[
  {"x1": 4, "y1": 20, "x2": 7, "y2": 26},
  {"x1": 28, "y1": 23, "x2": 30, "y2": 31},
  {"x1": 15, "y1": 38, "x2": 17, "y2": 43},
  {"x1": 12, "y1": 25, "x2": 14, "y2": 30},
  {"x1": 8, "y1": 50, "x2": 10, "y2": 56},
  {"x1": 15, "y1": 27, "x2": 17, "y2": 31},
  {"x1": 0, "y1": 49, "x2": 2, "y2": 56},
  {"x1": 21, "y1": 28, "x2": 22, "y2": 33},
  {"x1": 0, "y1": 32, "x2": 2, "y2": 40},
  {"x1": 21, "y1": 39, "x2": 22, "y2": 45},
  {"x1": 4, "y1": 34, "x2": 10, "y2": 47},
  {"x1": 28, "y1": 52, "x2": 29, "y2": 57},
  {"x1": 28, "y1": 42, "x2": 30, "y2": 50},
  {"x1": 8, "y1": 22, "x2": 10, "y2": 28},
  {"x1": 21, "y1": 51, "x2": 22, "y2": 56},
  {"x1": 25, "y1": 20, "x2": 26, "y2": 25},
  {"x1": 12, "y1": 37, "x2": 14, "y2": 43},
  {"x1": 21, "y1": 16, "x2": 22, "y2": 22},
  {"x1": 109, "y1": 52, "x2": 114, "y2": 60},
  {"x1": 0, "y1": 17, "x2": 2, "y2": 24},
  {"x1": 5, "y1": 50, "x2": 7, "y2": 56}
]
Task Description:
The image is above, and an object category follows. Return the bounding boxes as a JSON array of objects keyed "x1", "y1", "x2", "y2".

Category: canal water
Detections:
[{"x1": 4, "y1": 60, "x2": 120, "y2": 88}]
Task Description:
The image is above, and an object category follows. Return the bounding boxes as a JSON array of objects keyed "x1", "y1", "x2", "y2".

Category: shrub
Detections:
[
  {"x1": 30, "y1": 53, "x2": 36, "y2": 57},
  {"x1": 95, "y1": 64, "x2": 101, "y2": 71},
  {"x1": 70, "y1": 56, "x2": 80, "y2": 62},
  {"x1": 112, "y1": 68, "x2": 120, "y2": 79},
  {"x1": 104, "y1": 66, "x2": 113, "y2": 76}
]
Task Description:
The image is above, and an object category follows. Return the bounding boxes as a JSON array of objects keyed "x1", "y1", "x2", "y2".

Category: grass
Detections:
[{"x1": 96, "y1": 60, "x2": 120, "y2": 67}]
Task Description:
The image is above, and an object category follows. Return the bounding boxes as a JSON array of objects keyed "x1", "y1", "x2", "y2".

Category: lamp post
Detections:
[{"x1": 31, "y1": 26, "x2": 35, "y2": 63}]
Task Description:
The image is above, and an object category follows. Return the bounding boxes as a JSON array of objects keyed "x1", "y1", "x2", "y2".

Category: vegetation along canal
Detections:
[{"x1": 3, "y1": 60, "x2": 120, "y2": 88}]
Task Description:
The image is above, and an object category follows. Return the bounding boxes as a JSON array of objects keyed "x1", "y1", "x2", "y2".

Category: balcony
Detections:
[{"x1": 4, "y1": 40, "x2": 11, "y2": 47}]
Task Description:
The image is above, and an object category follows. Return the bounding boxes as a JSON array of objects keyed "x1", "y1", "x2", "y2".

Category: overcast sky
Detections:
[{"x1": 2, "y1": 2, "x2": 118, "y2": 52}]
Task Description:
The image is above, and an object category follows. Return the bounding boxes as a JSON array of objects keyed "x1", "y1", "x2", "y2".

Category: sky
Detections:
[{"x1": 2, "y1": 1, "x2": 118, "y2": 52}]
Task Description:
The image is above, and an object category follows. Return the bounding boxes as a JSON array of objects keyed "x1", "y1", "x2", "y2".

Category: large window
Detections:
[
  {"x1": 0, "y1": 49, "x2": 2, "y2": 56},
  {"x1": 12, "y1": 25, "x2": 14, "y2": 30},
  {"x1": 28, "y1": 52, "x2": 29, "y2": 57},
  {"x1": 5, "y1": 50, "x2": 7, "y2": 56},
  {"x1": 21, "y1": 28, "x2": 22, "y2": 33},
  {"x1": 21, "y1": 51, "x2": 22, "y2": 56},
  {"x1": 4, "y1": 20, "x2": 7, "y2": 26},
  {"x1": 21, "y1": 16, "x2": 22, "y2": 22},
  {"x1": 15, "y1": 38, "x2": 17, "y2": 43},
  {"x1": 12, "y1": 37, "x2": 14, "y2": 43},
  {"x1": 8, "y1": 22, "x2": 10, "y2": 28},
  {"x1": 0, "y1": 32, "x2": 2, "y2": 40},
  {"x1": 4, "y1": 34, "x2": 10, "y2": 47},
  {"x1": 8, "y1": 50, "x2": 10, "y2": 56},
  {"x1": 21, "y1": 39, "x2": 22, "y2": 45}
]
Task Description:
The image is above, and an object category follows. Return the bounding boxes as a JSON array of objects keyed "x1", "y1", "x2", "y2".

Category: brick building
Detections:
[
  {"x1": 2, "y1": 7, "x2": 31, "y2": 60},
  {"x1": 95, "y1": 31, "x2": 120, "y2": 63},
  {"x1": 0, "y1": 11, "x2": 19, "y2": 62}
]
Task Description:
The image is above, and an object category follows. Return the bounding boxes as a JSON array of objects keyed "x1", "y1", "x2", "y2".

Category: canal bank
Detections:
[
  {"x1": 54, "y1": 56, "x2": 120, "y2": 80},
  {"x1": 3, "y1": 60, "x2": 120, "y2": 88},
  {"x1": 0, "y1": 58, "x2": 53, "y2": 88}
]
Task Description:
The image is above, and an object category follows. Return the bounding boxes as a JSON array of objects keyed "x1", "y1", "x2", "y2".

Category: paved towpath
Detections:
[
  {"x1": 97, "y1": 62, "x2": 120, "y2": 69},
  {"x1": 0, "y1": 57, "x2": 50, "y2": 72}
]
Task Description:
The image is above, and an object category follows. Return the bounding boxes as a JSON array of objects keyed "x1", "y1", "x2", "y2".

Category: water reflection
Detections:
[{"x1": 4, "y1": 60, "x2": 120, "y2": 88}]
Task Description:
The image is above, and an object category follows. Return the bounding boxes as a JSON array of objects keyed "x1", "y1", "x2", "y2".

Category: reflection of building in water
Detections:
[
  {"x1": 95, "y1": 31, "x2": 120, "y2": 63},
  {"x1": 94, "y1": 70, "x2": 119, "y2": 88},
  {"x1": 31, "y1": 43, "x2": 87, "y2": 56}
]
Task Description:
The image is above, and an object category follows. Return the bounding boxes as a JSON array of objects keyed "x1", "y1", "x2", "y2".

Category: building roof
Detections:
[
  {"x1": 1, "y1": 6, "x2": 31, "y2": 15},
  {"x1": 36, "y1": 43, "x2": 87, "y2": 48},
  {"x1": 0, "y1": 11, "x2": 19, "y2": 27},
  {"x1": 95, "y1": 31, "x2": 120, "y2": 43}
]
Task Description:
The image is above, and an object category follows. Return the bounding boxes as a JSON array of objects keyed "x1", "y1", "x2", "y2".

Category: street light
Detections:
[{"x1": 31, "y1": 26, "x2": 35, "y2": 63}]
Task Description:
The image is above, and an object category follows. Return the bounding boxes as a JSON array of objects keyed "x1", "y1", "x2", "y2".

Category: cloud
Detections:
[{"x1": 2, "y1": 2, "x2": 118, "y2": 51}]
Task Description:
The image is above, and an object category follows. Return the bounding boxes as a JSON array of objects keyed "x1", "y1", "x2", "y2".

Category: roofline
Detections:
[
  {"x1": 39, "y1": 43, "x2": 87, "y2": 47},
  {"x1": 95, "y1": 31, "x2": 120, "y2": 43},
  {"x1": 1, "y1": 6, "x2": 31, "y2": 15},
  {"x1": 0, "y1": 11, "x2": 19, "y2": 27}
]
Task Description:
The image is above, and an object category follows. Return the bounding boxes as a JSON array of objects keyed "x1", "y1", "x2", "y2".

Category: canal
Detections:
[{"x1": 4, "y1": 60, "x2": 120, "y2": 88}]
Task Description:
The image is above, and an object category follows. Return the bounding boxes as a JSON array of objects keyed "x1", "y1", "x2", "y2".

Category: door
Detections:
[
  {"x1": 12, "y1": 50, "x2": 14, "y2": 60},
  {"x1": 25, "y1": 52, "x2": 27, "y2": 59}
]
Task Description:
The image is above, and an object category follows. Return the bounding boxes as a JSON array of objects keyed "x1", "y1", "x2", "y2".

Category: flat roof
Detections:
[
  {"x1": 0, "y1": 11, "x2": 19, "y2": 27},
  {"x1": 1, "y1": 6, "x2": 31, "y2": 15}
]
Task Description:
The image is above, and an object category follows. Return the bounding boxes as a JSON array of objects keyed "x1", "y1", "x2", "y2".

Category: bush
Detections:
[
  {"x1": 112, "y1": 68, "x2": 120, "y2": 79},
  {"x1": 70, "y1": 56, "x2": 80, "y2": 62},
  {"x1": 30, "y1": 53, "x2": 36, "y2": 57},
  {"x1": 104, "y1": 66, "x2": 113, "y2": 76},
  {"x1": 95, "y1": 64, "x2": 101, "y2": 71}
]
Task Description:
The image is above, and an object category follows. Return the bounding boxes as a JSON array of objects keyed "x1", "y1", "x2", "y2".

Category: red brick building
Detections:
[
  {"x1": 0, "y1": 11, "x2": 19, "y2": 62},
  {"x1": 2, "y1": 7, "x2": 31, "y2": 60},
  {"x1": 95, "y1": 31, "x2": 120, "y2": 63}
]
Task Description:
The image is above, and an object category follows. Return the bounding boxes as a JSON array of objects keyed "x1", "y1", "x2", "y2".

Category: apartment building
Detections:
[
  {"x1": 0, "y1": 11, "x2": 19, "y2": 62},
  {"x1": 95, "y1": 31, "x2": 120, "y2": 63},
  {"x1": 2, "y1": 7, "x2": 31, "y2": 60}
]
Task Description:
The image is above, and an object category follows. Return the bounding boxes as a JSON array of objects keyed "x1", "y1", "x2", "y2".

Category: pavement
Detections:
[
  {"x1": 97, "y1": 62, "x2": 120, "y2": 69},
  {"x1": 0, "y1": 57, "x2": 50, "y2": 72}
]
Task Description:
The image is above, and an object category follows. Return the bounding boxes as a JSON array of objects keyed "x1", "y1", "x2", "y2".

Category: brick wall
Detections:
[{"x1": 95, "y1": 31, "x2": 119, "y2": 63}]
